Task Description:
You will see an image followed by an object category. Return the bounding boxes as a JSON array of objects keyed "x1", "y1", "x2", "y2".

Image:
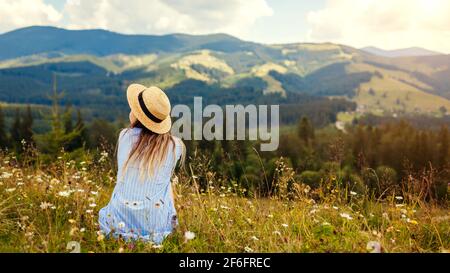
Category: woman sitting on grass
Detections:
[{"x1": 99, "y1": 83, "x2": 185, "y2": 244}]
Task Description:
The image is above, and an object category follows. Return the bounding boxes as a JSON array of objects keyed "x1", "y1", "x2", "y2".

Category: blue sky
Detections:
[
  {"x1": 1, "y1": 0, "x2": 449, "y2": 52},
  {"x1": 247, "y1": 0, "x2": 326, "y2": 44}
]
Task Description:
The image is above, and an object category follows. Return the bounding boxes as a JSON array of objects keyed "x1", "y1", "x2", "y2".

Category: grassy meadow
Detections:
[{"x1": 0, "y1": 148, "x2": 448, "y2": 253}]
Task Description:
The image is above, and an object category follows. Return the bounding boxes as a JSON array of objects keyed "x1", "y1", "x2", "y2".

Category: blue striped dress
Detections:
[{"x1": 98, "y1": 128, "x2": 183, "y2": 244}]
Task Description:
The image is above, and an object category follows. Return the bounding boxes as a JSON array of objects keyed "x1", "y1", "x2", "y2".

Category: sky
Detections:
[{"x1": 0, "y1": 0, "x2": 449, "y2": 53}]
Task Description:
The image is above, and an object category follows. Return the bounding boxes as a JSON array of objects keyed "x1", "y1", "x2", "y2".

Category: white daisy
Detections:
[{"x1": 184, "y1": 231, "x2": 196, "y2": 241}]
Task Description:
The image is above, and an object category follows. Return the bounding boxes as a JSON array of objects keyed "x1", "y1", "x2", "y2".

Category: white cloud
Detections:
[
  {"x1": 0, "y1": 0, "x2": 62, "y2": 33},
  {"x1": 306, "y1": 0, "x2": 450, "y2": 53},
  {"x1": 61, "y1": 0, "x2": 273, "y2": 37}
]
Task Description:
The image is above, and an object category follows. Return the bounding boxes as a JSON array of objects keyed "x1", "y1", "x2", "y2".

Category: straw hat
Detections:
[{"x1": 126, "y1": 83, "x2": 172, "y2": 134}]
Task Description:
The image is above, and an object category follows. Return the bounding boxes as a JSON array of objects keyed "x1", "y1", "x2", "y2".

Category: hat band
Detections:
[{"x1": 138, "y1": 91, "x2": 164, "y2": 123}]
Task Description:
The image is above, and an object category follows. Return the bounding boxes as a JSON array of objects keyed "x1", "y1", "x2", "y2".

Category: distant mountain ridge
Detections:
[
  {"x1": 0, "y1": 26, "x2": 259, "y2": 60},
  {"x1": 0, "y1": 26, "x2": 449, "y2": 120},
  {"x1": 361, "y1": 46, "x2": 442, "y2": 58}
]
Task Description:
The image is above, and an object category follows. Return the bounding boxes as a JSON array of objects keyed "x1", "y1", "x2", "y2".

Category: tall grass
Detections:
[{"x1": 0, "y1": 148, "x2": 448, "y2": 253}]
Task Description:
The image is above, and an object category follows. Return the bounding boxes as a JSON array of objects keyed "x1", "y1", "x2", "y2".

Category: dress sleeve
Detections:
[
  {"x1": 117, "y1": 129, "x2": 129, "y2": 166},
  {"x1": 173, "y1": 136, "x2": 185, "y2": 162}
]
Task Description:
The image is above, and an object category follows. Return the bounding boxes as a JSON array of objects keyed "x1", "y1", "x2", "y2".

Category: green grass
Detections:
[
  {"x1": 0, "y1": 150, "x2": 448, "y2": 253},
  {"x1": 348, "y1": 62, "x2": 450, "y2": 114}
]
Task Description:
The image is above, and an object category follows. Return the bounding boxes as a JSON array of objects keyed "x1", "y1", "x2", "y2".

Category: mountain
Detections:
[
  {"x1": 361, "y1": 46, "x2": 442, "y2": 58},
  {"x1": 0, "y1": 26, "x2": 449, "y2": 123},
  {"x1": 0, "y1": 26, "x2": 261, "y2": 60}
]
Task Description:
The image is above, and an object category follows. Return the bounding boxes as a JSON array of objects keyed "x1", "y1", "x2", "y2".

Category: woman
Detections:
[{"x1": 99, "y1": 83, "x2": 185, "y2": 244}]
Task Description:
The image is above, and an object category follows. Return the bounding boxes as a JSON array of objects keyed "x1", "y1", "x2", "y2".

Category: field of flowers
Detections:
[{"x1": 0, "y1": 149, "x2": 448, "y2": 253}]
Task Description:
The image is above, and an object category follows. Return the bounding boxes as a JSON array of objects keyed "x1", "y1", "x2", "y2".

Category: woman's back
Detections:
[{"x1": 99, "y1": 127, "x2": 183, "y2": 243}]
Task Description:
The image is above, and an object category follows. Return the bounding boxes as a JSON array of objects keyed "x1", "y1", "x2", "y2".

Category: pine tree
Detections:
[
  {"x1": 297, "y1": 116, "x2": 314, "y2": 144},
  {"x1": 0, "y1": 106, "x2": 8, "y2": 148},
  {"x1": 63, "y1": 104, "x2": 74, "y2": 134},
  {"x1": 10, "y1": 108, "x2": 22, "y2": 150},
  {"x1": 438, "y1": 125, "x2": 449, "y2": 168},
  {"x1": 36, "y1": 75, "x2": 80, "y2": 155},
  {"x1": 20, "y1": 105, "x2": 34, "y2": 145},
  {"x1": 73, "y1": 109, "x2": 88, "y2": 149}
]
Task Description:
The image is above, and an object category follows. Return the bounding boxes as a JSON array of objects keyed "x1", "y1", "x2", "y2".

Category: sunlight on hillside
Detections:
[
  {"x1": 355, "y1": 76, "x2": 450, "y2": 113},
  {"x1": 170, "y1": 50, "x2": 235, "y2": 83}
]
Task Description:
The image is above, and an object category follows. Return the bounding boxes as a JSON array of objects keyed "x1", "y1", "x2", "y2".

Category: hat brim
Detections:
[{"x1": 126, "y1": 84, "x2": 172, "y2": 134}]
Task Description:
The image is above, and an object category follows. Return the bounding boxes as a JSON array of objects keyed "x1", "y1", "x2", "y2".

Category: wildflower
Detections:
[
  {"x1": 332, "y1": 206, "x2": 339, "y2": 210},
  {"x1": 395, "y1": 196, "x2": 403, "y2": 200},
  {"x1": 350, "y1": 191, "x2": 357, "y2": 196},
  {"x1": 68, "y1": 219, "x2": 76, "y2": 224},
  {"x1": 322, "y1": 222, "x2": 331, "y2": 226},
  {"x1": 118, "y1": 247, "x2": 124, "y2": 253},
  {"x1": 86, "y1": 209, "x2": 93, "y2": 214},
  {"x1": 184, "y1": 231, "x2": 195, "y2": 241},
  {"x1": 340, "y1": 213, "x2": 353, "y2": 220},
  {"x1": 152, "y1": 244, "x2": 163, "y2": 249},
  {"x1": 58, "y1": 191, "x2": 71, "y2": 197},
  {"x1": 407, "y1": 219, "x2": 419, "y2": 225},
  {"x1": 40, "y1": 202, "x2": 53, "y2": 210},
  {"x1": 244, "y1": 246, "x2": 254, "y2": 253},
  {"x1": 251, "y1": 236, "x2": 259, "y2": 241},
  {"x1": 267, "y1": 214, "x2": 274, "y2": 218},
  {"x1": 395, "y1": 204, "x2": 405, "y2": 208},
  {"x1": 1, "y1": 172, "x2": 13, "y2": 179},
  {"x1": 70, "y1": 227, "x2": 78, "y2": 236},
  {"x1": 118, "y1": 222, "x2": 126, "y2": 229},
  {"x1": 50, "y1": 178, "x2": 60, "y2": 184},
  {"x1": 281, "y1": 223, "x2": 289, "y2": 228},
  {"x1": 366, "y1": 241, "x2": 382, "y2": 253},
  {"x1": 97, "y1": 234, "x2": 105, "y2": 241},
  {"x1": 90, "y1": 191, "x2": 98, "y2": 195},
  {"x1": 80, "y1": 228, "x2": 86, "y2": 233},
  {"x1": 5, "y1": 187, "x2": 16, "y2": 193},
  {"x1": 89, "y1": 203, "x2": 97, "y2": 208}
]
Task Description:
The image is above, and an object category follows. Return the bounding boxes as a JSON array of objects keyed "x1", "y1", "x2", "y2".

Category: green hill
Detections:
[{"x1": 0, "y1": 26, "x2": 449, "y2": 122}]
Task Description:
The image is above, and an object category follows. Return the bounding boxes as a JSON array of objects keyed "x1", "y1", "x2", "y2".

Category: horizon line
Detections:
[{"x1": 0, "y1": 25, "x2": 447, "y2": 55}]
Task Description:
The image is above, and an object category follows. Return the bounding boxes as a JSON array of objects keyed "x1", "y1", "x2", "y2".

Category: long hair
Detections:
[{"x1": 121, "y1": 120, "x2": 185, "y2": 180}]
